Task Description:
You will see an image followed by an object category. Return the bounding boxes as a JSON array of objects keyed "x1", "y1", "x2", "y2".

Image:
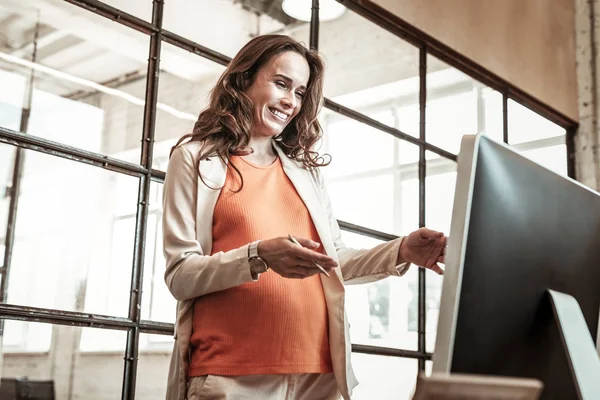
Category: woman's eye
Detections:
[
  {"x1": 296, "y1": 92, "x2": 305, "y2": 99},
  {"x1": 275, "y1": 81, "x2": 286, "y2": 88}
]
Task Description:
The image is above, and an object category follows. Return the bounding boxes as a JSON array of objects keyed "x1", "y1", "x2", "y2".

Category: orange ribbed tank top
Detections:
[{"x1": 188, "y1": 156, "x2": 332, "y2": 376}]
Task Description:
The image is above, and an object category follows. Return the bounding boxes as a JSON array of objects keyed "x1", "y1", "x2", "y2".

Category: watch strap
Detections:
[{"x1": 248, "y1": 240, "x2": 261, "y2": 259}]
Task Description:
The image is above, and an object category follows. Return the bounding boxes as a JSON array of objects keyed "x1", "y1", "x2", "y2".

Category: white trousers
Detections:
[{"x1": 187, "y1": 373, "x2": 341, "y2": 400}]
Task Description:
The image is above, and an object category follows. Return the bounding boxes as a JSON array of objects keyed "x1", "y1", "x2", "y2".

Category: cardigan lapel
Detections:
[
  {"x1": 194, "y1": 155, "x2": 227, "y2": 256},
  {"x1": 193, "y1": 144, "x2": 344, "y2": 283},
  {"x1": 273, "y1": 145, "x2": 344, "y2": 283}
]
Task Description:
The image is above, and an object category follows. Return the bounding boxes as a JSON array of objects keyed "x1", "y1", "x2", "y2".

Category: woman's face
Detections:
[{"x1": 245, "y1": 51, "x2": 310, "y2": 139}]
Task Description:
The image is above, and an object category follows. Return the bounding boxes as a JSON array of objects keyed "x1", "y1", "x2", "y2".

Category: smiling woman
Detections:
[
  {"x1": 245, "y1": 52, "x2": 308, "y2": 138},
  {"x1": 243, "y1": 51, "x2": 309, "y2": 165},
  {"x1": 170, "y1": 35, "x2": 329, "y2": 190},
  {"x1": 162, "y1": 34, "x2": 447, "y2": 400}
]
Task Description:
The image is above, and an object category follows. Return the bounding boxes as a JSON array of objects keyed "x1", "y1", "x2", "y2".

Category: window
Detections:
[
  {"x1": 0, "y1": 0, "x2": 574, "y2": 396},
  {"x1": 509, "y1": 100, "x2": 568, "y2": 175}
]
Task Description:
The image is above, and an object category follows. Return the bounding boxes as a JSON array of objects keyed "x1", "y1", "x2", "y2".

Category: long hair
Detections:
[{"x1": 170, "y1": 34, "x2": 330, "y2": 190}]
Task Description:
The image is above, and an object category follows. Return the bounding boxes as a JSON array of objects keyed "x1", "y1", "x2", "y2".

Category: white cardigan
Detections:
[{"x1": 162, "y1": 140, "x2": 410, "y2": 400}]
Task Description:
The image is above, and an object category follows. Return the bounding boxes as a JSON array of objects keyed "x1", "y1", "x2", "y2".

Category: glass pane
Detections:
[
  {"x1": 323, "y1": 111, "x2": 395, "y2": 178},
  {"x1": 0, "y1": 2, "x2": 149, "y2": 162},
  {"x1": 136, "y1": 333, "x2": 174, "y2": 399},
  {"x1": 425, "y1": 156, "x2": 456, "y2": 234},
  {"x1": 327, "y1": 172, "x2": 393, "y2": 233},
  {"x1": 320, "y1": 11, "x2": 419, "y2": 131},
  {"x1": 323, "y1": 120, "x2": 392, "y2": 232},
  {"x1": 521, "y1": 144, "x2": 568, "y2": 176},
  {"x1": 396, "y1": 140, "x2": 420, "y2": 235},
  {"x1": 340, "y1": 230, "x2": 385, "y2": 249},
  {"x1": 2, "y1": 320, "x2": 51, "y2": 352},
  {"x1": 425, "y1": 360, "x2": 433, "y2": 376},
  {"x1": 508, "y1": 100, "x2": 565, "y2": 144},
  {"x1": 0, "y1": 68, "x2": 24, "y2": 130},
  {"x1": 426, "y1": 58, "x2": 479, "y2": 155},
  {"x1": 482, "y1": 88, "x2": 504, "y2": 143},
  {"x1": 79, "y1": 328, "x2": 127, "y2": 352},
  {"x1": 397, "y1": 177, "x2": 419, "y2": 236},
  {"x1": 101, "y1": 0, "x2": 153, "y2": 20},
  {"x1": 2, "y1": 321, "x2": 125, "y2": 399},
  {"x1": 323, "y1": 115, "x2": 420, "y2": 236},
  {"x1": 425, "y1": 153, "x2": 457, "y2": 352},
  {"x1": 396, "y1": 102, "x2": 420, "y2": 138},
  {"x1": 153, "y1": 42, "x2": 227, "y2": 169},
  {"x1": 6, "y1": 150, "x2": 139, "y2": 317},
  {"x1": 343, "y1": 232, "x2": 418, "y2": 351},
  {"x1": 351, "y1": 353, "x2": 418, "y2": 400},
  {"x1": 164, "y1": 1, "x2": 308, "y2": 58},
  {"x1": 142, "y1": 182, "x2": 176, "y2": 324}
]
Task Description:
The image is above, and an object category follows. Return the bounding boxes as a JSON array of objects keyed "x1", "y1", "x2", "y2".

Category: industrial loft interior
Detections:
[{"x1": 0, "y1": 0, "x2": 597, "y2": 399}]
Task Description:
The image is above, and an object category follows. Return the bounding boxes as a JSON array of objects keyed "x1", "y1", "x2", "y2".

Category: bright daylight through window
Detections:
[{"x1": 0, "y1": 0, "x2": 573, "y2": 399}]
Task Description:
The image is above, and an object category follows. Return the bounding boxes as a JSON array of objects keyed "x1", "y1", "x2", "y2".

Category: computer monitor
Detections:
[{"x1": 432, "y1": 134, "x2": 600, "y2": 399}]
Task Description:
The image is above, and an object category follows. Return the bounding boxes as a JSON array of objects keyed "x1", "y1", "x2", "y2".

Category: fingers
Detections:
[
  {"x1": 419, "y1": 227, "x2": 444, "y2": 240},
  {"x1": 429, "y1": 263, "x2": 444, "y2": 275},
  {"x1": 292, "y1": 257, "x2": 318, "y2": 268},
  {"x1": 289, "y1": 242, "x2": 337, "y2": 268},
  {"x1": 292, "y1": 236, "x2": 321, "y2": 250}
]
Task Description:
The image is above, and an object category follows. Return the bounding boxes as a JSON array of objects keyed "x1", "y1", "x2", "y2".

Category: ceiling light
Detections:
[{"x1": 281, "y1": 0, "x2": 346, "y2": 22}]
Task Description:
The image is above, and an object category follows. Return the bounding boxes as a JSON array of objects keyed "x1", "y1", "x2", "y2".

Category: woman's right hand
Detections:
[{"x1": 257, "y1": 237, "x2": 338, "y2": 279}]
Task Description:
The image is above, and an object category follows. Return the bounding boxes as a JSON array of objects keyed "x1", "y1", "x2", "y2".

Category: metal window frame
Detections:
[{"x1": 0, "y1": 0, "x2": 578, "y2": 398}]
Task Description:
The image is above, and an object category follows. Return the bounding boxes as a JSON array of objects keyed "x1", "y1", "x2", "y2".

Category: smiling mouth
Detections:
[{"x1": 269, "y1": 108, "x2": 289, "y2": 122}]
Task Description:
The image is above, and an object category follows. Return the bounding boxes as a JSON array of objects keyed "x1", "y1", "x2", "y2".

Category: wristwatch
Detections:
[{"x1": 248, "y1": 240, "x2": 268, "y2": 280}]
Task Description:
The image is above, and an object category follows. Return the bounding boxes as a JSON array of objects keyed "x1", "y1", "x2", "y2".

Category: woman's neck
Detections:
[{"x1": 244, "y1": 136, "x2": 277, "y2": 166}]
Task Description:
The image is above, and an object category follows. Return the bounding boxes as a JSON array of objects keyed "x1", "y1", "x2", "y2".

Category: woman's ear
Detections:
[{"x1": 239, "y1": 71, "x2": 252, "y2": 90}]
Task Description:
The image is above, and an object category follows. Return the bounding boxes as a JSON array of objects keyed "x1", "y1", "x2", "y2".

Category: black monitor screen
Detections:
[{"x1": 433, "y1": 135, "x2": 600, "y2": 399}]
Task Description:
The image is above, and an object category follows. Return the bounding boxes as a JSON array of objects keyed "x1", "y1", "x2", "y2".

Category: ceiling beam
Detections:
[{"x1": 2, "y1": 0, "x2": 218, "y2": 82}]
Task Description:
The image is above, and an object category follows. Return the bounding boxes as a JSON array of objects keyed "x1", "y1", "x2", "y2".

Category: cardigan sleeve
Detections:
[{"x1": 162, "y1": 146, "x2": 255, "y2": 301}]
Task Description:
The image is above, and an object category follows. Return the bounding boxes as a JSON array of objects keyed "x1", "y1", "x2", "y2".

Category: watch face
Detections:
[{"x1": 250, "y1": 258, "x2": 268, "y2": 274}]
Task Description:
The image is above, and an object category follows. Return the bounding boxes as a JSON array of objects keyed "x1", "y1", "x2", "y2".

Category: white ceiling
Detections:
[
  {"x1": 0, "y1": 0, "x2": 454, "y2": 109},
  {"x1": 0, "y1": 0, "x2": 293, "y2": 96}
]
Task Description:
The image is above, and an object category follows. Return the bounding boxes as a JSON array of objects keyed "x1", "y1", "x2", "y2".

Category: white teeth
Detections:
[{"x1": 270, "y1": 108, "x2": 287, "y2": 121}]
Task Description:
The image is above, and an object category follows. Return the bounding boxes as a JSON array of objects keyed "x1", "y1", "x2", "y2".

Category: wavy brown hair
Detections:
[{"x1": 170, "y1": 34, "x2": 330, "y2": 190}]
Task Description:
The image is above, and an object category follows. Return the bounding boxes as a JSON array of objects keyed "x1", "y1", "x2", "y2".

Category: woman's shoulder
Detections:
[
  {"x1": 169, "y1": 140, "x2": 226, "y2": 176},
  {"x1": 171, "y1": 140, "x2": 202, "y2": 158},
  {"x1": 170, "y1": 141, "x2": 212, "y2": 165}
]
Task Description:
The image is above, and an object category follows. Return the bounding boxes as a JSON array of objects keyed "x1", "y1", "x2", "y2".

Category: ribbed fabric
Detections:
[{"x1": 188, "y1": 155, "x2": 332, "y2": 377}]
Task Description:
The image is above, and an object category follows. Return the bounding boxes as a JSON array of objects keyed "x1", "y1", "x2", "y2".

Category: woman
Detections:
[{"x1": 163, "y1": 34, "x2": 446, "y2": 400}]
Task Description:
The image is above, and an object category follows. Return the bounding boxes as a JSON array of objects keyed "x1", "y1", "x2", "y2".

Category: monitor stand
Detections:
[{"x1": 547, "y1": 289, "x2": 600, "y2": 400}]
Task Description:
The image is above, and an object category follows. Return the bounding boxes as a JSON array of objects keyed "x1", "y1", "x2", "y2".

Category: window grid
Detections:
[{"x1": 0, "y1": 0, "x2": 577, "y2": 398}]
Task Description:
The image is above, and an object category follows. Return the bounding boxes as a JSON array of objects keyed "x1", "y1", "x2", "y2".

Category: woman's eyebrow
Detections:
[{"x1": 274, "y1": 73, "x2": 307, "y2": 91}]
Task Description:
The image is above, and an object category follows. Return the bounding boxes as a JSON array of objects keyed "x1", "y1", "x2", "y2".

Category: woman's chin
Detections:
[{"x1": 256, "y1": 124, "x2": 286, "y2": 138}]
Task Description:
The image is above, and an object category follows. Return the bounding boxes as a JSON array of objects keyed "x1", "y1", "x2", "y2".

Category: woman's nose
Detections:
[{"x1": 281, "y1": 92, "x2": 297, "y2": 109}]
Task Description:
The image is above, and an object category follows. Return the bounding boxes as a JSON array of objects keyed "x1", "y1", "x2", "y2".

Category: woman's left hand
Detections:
[{"x1": 399, "y1": 227, "x2": 447, "y2": 275}]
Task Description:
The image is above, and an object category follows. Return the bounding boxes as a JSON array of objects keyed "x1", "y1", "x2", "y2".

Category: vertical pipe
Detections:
[
  {"x1": 566, "y1": 125, "x2": 577, "y2": 180},
  {"x1": 475, "y1": 85, "x2": 485, "y2": 135},
  {"x1": 417, "y1": 46, "x2": 427, "y2": 371},
  {"x1": 310, "y1": 0, "x2": 320, "y2": 50},
  {"x1": 589, "y1": 0, "x2": 600, "y2": 190},
  {"x1": 121, "y1": 0, "x2": 163, "y2": 398},
  {"x1": 0, "y1": 16, "x2": 40, "y2": 309},
  {"x1": 502, "y1": 94, "x2": 509, "y2": 144}
]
